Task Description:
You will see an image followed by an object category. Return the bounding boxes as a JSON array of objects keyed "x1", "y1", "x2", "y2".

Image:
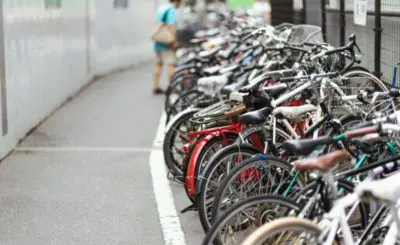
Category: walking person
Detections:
[
  {"x1": 152, "y1": 0, "x2": 182, "y2": 95},
  {"x1": 252, "y1": 0, "x2": 271, "y2": 24}
]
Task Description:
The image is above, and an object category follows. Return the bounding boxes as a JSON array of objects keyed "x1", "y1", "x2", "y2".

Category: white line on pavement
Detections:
[
  {"x1": 149, "y1": 112, "x2": 187, "y2": 245},
  {"x1": 14, "y1": 147, "x2": 153, "y2": 152}
]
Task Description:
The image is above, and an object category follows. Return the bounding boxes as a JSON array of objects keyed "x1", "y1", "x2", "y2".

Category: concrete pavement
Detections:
[{"x1": 0, "y1": 63, "x2": 206, "y2": 245}]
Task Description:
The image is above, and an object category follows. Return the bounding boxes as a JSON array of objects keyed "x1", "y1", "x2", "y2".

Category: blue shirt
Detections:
[{"x1": 154, "y1": 4, "x2": 177, "y2": 52}]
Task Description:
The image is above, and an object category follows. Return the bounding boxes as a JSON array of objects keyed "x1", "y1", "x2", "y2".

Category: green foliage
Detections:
[{"x1": 228, "y1": 0, "x2": 255, "y2": 9}]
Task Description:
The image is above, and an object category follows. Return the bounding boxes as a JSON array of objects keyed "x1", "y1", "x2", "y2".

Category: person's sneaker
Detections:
[{"x1": 153, "y1": 88, "x2": 165, "y2": 95}]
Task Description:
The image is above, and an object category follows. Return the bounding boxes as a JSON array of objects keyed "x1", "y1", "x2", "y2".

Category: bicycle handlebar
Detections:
[{"x1": 309, "y1": 34, "x2": 361, "y2": 73}]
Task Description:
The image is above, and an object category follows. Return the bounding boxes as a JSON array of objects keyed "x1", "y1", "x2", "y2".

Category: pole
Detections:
[
  {"x1": 374, "y1": 0, "x2": 382, "y2": 78},
  {"x1": 320, "y1": 0, "x2": 326, "y2": 41},
  {"x1": 339, "y1": 0, "x2": 345, "y2": 67},
  {"x1": 339, "y1": 0, "x2": 345, "y2": 46}
]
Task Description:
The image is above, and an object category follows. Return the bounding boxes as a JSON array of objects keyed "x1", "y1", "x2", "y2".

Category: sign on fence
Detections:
[{"x1": 354, "y1": 0, "x2": 368, "y2": 26}]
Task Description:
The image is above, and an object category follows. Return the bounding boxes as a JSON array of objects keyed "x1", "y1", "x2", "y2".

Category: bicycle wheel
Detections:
[
  {"x1": 163, "y1": 108, "x2": 198, "y2": 180},
  {"x1": 166, "y1": 89, "x2": 205, "y2": 125},
  {"x1": 198, "y1": 128, "x2": 291, "y2": 232},
  {"x1": 185, "y1": 133, "x2": 238, "y2": 200},
  {"x1": 210, "y1": 155, "x2": 304, "y2": 226},
  {"x1": 241, "y1": 217, "x2": 323, "y2": 245},
  {"x1": 327, "y1": 69, "x2": 393, "y2": 118},
  {"x1": 234, "y1": 125, "x2": 291, "y2": 156},
  {"x1": 202, "y1": 195, "x2": 301, "y2": 245},
  {"x1": 198, "y1": 144, "x2": 263, "y2": 232},
  {"x1": 165, "y1": 74, "x2": 199, "y2": 112}
]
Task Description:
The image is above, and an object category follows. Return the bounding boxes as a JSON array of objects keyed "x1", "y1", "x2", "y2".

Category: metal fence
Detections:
[{"x1": 271, "y1": 0, "x2": 400, "y2": 86}]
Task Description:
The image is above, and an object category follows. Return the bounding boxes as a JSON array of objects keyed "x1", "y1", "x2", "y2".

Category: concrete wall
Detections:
[{"x1": 0, "y1": 0, "x2": 154, "y2": 158}]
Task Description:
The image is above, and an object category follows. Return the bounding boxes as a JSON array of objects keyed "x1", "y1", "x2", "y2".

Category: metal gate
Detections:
[{"x1": 270, "y1": 0, "x2": 294, "y2": 25}]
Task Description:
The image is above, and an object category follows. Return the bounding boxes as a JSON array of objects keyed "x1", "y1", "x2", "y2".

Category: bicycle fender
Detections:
[
  {"x1": 186, "y1": 132, "x2": 219, "y2": 198},
  {"x1": 187, "y1": 130, "x2": 240, "y2": 198}
]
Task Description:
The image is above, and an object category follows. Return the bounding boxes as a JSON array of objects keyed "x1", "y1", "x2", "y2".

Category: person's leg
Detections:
[
  {"x1": 166, "y1": 50, "x2": 177, "y2": 80},
  {"x1": 153, "y1": 52, "x2": 163, "y2": 93},
  {"x1": 167, "y1": 64, "x2": 175, "y2": 80}
]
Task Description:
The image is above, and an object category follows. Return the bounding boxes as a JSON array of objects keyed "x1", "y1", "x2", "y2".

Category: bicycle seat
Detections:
[
  {"x1": 221, "y1": 79, "x2": 247, "y2": 94},
  {"x1": 239, "y1": 107, "x2": 272, "y2": 125},
  {"x1": 262, "y1": 83, "x2": 288, "y2": 98},
  {"x1": 204, "y1": 65, "x2": 222, "y2": 76},
  {"x1": 239, "y1": 76, "x2": 271, "y2": 93},
  {"x1": 356, "y1": 171, "x2": 400, "y2": 204},
  {"x1": 294, "y1": 150, "x2": 350, "y2": 172},
  {"x1": 272, "y1": 104, "x2": 317, "y2": 120},
  {"x1": 218, "y1": 44, "x2": 238, "y2": 59},
  {"x1": 220, "y1": 64, "x2": 240, "y2": 74},
  {"x1": 190, "y1": 38, "x2": 208, "y2": 45},
  {"x1": 197, "y1": 75, "x2": 229, "y2": 95},
  {"x1": 199, "y1": 48, "x2": 219, "y2": 59},
  {"x1": 281, "y1": 136, "x2": 335, "y2": 155}
]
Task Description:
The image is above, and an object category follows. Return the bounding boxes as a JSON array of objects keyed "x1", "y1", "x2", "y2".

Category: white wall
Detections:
[
  {"x1": 0, "y1": 0, "x2": 154, "y2": 158},
  {"x1": 89, "y1": 0, "x2": 155, "y2": 75}
]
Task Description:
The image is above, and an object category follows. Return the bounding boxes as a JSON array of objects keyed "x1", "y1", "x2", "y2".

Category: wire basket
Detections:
[
  {"x1": 328, "y1": 97, "x2": 396, "y2": 119},
  {"x1": 324, "y1": 76, "x2": 397, "y2": 118},
  {"x1": 287, "y1": 24, "x2": 324, "y2": 45},
  {"x1": 190, "y1": 101, "x2": 239, "y2": 125}
]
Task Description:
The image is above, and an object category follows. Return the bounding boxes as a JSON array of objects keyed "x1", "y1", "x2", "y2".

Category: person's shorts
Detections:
[{"x1": 156, "y1": 51, "x2": 177, "y2": 65}]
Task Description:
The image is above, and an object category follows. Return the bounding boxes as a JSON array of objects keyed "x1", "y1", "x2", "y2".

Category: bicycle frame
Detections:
[
  {"x1": 319, "y1": 153, "x2": 400, "y2": 245},
  {"x1": 320, "y1": 191, "x2": 400, "y2": 245}
]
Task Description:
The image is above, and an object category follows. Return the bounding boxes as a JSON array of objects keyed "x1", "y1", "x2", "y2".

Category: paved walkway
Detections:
[{"x1": 0, "y1": 64, "x2": 168, "y2": 245}]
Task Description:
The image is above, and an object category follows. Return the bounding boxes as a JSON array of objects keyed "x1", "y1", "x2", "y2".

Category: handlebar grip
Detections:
[
  {"x1": 345, "y1": 126, "x2": 378, "y2": 140},
  {"x1": 279, "y1": 77, "x2": 296, "y2": 83},
  {"x1": 390, "y1": 88, "x2": 400, "y2": 98},
  {"x1": 349, "y1": 121, "x2": 375, "y2": 130}
]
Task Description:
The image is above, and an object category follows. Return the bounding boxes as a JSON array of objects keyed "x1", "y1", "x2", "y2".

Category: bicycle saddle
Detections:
[
  {"x1": 272, "y1": 104, "x2": 317, "y2": 120},
  {"x1": 262, "y1": 83, "x2": 288, "y2": 98},
  {"x1": 199, "y1": 48, "x2": 220, "y2": 59},
  {"x1": 221, "y1": 78, "x2": 247, "y2": 94},
  {"x1": 220, "y1": 64, "x2": 240, "y2": 74},
  {"x1": 197, "y1": 75, "x2": 229, "y2": 95},
  {"x1": 239, "y1": 76, "x2": 271, "y2": 93},
  {"x1": 218, "y1": 43, "x2": 239, "y2": 59},
  {"x1": 281, "y1": 136, "x2": 336, "y2": 155},
  {"x1": 190, "y1": 38, "x2": 208, "y2": 45},
  {"x1": 356, "y1": 171, "x2": 400, "y2": 204},
  {"x1": 294, "y1": 150, "x2": 350, "y2": 172},
  {"x1": 203, "y1": 65, "x2": 222, "y2": 76},
  {"x1": 239, "y1": 107, "x2": 272, "y2": 125},
  {"x1": 198, "y1": 75, "x2": 228, "y2": 86}
]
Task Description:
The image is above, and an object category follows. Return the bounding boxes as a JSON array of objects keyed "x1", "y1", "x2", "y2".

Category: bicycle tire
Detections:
[
  {"x1": 194, "y1": 133, "x2": 239, "y2": 187},
  {"x1": 198, "y1": 144, "x2": 263, "y2": 231},
  {"x1": 341, "y1": 69, "x2": 393, "y2": 116},
  {"x1": 210, "y1": 155, "x2": 304, "y2": 227},
  {"x1": 166, "y1": 89, "x2": 205, "y2": 125},
  {"x1": 185, "y1": 132, "x2": 238, "y2": 200},
  {"x1": 241, "y1": 217, "x2": 324, "y2": 245},
  {"x1": 198, "y1": 127, "x2": 291, "y2": 232},
  {"x1": 202, "y1": 195, "x2": 301, "y2": 245},
  {"x1": 165, "y1": 74, "x2": 199, "y2": 112},
  {"x1": 163, "y1": 108, "x2": 198, "y2": 180}
]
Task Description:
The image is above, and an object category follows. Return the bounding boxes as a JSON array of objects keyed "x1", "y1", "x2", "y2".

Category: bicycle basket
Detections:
[
  {"x1": 326, "y1": 76, "x2": 397, "y2": 118},
  {"x1": 287, "y1": 25, "x2": 324, "y2": 45}
]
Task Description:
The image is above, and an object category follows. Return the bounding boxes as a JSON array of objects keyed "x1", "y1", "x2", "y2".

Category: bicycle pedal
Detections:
[{"x1": 180, "y1": 204, "x2": 198, "y2": 213}]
